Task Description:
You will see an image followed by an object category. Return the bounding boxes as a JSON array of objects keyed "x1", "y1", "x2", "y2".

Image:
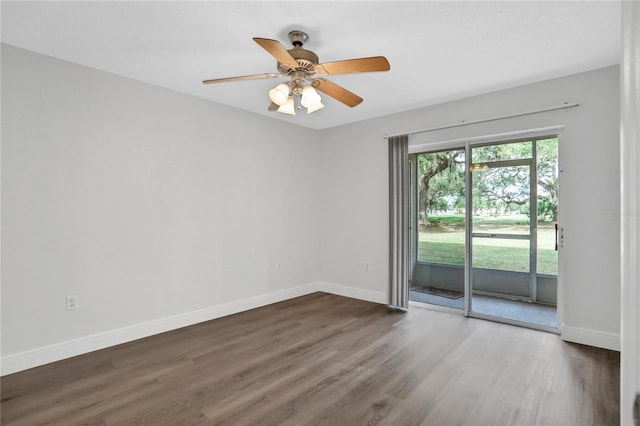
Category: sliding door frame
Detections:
[
  {"x1": 468, "y1": 150, "x2": 536, "y2": 303},
  {"x1": 408, "y1": 127, "x2": 563, "y2": 334}
]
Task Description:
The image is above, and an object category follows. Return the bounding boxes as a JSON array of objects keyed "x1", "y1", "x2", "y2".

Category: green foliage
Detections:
[
  {"x1": 538, "y1": 199, "x2": 556, "y2": 222},
  {"x1": 416, "y1": 140, "x2": 559, "y2": 273},
  {"x1": 417, "y1": 139, "x2": 558, "y2": 222},
  {"x1": 536, "y1": 138, "x2": 559, "y2": 222},
  {"x1": 472, "y1": 140, "x2": 533, "y2": 163},
  {"x1": 417, "y1": 150, "x2": 465, "y2": 218}
]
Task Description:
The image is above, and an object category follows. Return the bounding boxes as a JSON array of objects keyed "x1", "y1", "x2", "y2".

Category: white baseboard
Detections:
[
  {"x1": 1, "y1": 282, "x2": 322, "y2": 376},
  {"x1": 3, "y1": 283, "x2": 620, "y2": 376},
  {"x1": 317, "y1": 281, "x2": 387, "y2": 304},
  {"x1": 561, "y1": 325, "x2": 621, "y2": 351},
  {"x1": 1, "y1": 281, "x2": 387, "y2": 375}
]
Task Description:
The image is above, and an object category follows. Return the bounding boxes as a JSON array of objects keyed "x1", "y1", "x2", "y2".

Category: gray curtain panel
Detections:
[{"x1": 388, "y1": 134, "x2": 409, "y2": 309}]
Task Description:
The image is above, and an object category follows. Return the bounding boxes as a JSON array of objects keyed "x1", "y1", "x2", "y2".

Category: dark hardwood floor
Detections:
[{"x1": 1, "y1": 292, "x2": 620, "y2": 425}]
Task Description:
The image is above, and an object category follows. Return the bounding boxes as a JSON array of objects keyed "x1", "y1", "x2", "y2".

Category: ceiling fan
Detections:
[{"x1": 202, "y1": 30, "x2": 390, "y2": 115}]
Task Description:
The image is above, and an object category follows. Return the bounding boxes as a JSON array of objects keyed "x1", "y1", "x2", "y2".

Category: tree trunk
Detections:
[{"x1": 420, "y1": 154, "x2": 453, "y2": 219}]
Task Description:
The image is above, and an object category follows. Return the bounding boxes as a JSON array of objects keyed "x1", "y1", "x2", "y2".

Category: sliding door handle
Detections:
[{"x1": 555, "y1": 224, "x2": 564, "y2": 250}]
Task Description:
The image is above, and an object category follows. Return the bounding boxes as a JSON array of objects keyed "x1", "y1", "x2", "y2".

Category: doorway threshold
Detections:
[
  {"x1": 472, "y1": 294, "x2": 557, "y2": 329},
  {"x1": 409, "y1": 291, "x2": 558, "y2": 333}
]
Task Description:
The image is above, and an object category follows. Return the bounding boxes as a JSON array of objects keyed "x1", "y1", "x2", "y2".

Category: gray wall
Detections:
[
  {"x1": 318, "y1": 66, "x2": 620, "y2": 348},
  {"x1": 1, "y1": 45, "x2": 321, "y2": 359}
]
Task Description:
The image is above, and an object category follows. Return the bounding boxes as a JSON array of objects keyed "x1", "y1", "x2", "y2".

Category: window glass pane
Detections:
[
  {"x1": 471, "y1": 165, "x2": 530, "y2": 235},
  {"x1": 417, "y1": 149, "x2": 465, "y2": 265},
  {"x1": 536, "y1": 138, "x2": 559, "y2": 275},
  {"x1": 472, "y1": 238, "x2": 530, "y2": 273},
  {"x1": 472, "y1": 141, "x2": 533, "y2": 163}
]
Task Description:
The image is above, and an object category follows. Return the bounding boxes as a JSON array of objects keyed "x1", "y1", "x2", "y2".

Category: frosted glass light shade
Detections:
[
  {"x1": 277, "y1": 97, "x2": 296, "y2": 115},
  {"x1": 269, "y1": 83, "x2": 290, "y2": 106},
  {"x1": 301, "y1": 86, "x2": 322, "y2": 108},
  {"x1": 306, "y1": 102, "x2": 325, "y2": 114}
]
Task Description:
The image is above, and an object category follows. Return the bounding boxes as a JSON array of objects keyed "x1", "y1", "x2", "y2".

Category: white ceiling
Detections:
[{"x1": 1, "y1": 1, "x2": 621, "y2": 130}]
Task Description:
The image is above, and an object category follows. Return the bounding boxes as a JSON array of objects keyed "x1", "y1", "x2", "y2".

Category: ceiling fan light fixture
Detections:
[
  {"x1": 301, "y1": 85, "x2": 324, "y2": 114},
  {"x1": 277, "y1": 96, "x2": 296, "y2": 115},
  {"x1": 306, "y1": 101, "x2": 325, "y2": 114},
  {"x1": 268, "y1": 83, "x2": 290, "y2": 106},
  {"x1": 301, "y1": 86, "x2": 321, "y2": 107}
]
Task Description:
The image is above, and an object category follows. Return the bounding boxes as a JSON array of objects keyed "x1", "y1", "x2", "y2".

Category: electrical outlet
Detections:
[
  {"x1": 66, "y1": 295, "x2": 78, "y2": 311},
  {"x1": 365, "y1": 262, "x2": 370, "y2": 271},
  {"x1": 276, "y1": 263, "x2": 281, "y2": 272}
]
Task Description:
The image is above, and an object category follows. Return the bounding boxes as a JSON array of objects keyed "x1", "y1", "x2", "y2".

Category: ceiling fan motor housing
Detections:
[
  {"x1": 276, "y1": 30, "x2": 318, "y2": 75},
  {"x1": 278, "y1": 48, "x2": 319, "y2": 74}
]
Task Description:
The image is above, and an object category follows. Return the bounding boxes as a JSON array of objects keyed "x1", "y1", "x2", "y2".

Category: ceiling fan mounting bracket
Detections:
[{"x1": 288, "y1": 30, "x2": 308, "y2": 47}]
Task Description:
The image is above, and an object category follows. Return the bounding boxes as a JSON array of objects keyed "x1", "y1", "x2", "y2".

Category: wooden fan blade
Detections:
[
  {"x1": 268, "y1": 102, "x2": 279, "y2": 111},
  {"x1": 253, "y1": 38, "x2": 299, "y2": 69},
  {"x1": 311, "y1": 78, "x2": 363, "y2": 108},
  {"x1": 314, "y1": 56, "x2": 390, "y2": 75},
  {"x1": 202, "y1": 73, "x2": 281, "y2": 84}
]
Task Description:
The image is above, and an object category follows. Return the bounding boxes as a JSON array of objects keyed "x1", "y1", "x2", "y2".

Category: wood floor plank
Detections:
[{"x1": 0, "y1": 292, "x2": 620, "y2": 425}]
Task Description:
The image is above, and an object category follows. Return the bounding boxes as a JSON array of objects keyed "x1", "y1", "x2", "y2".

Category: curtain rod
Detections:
[{"x1": 384, "y1": 102, "x2": 579, "y2": 139}]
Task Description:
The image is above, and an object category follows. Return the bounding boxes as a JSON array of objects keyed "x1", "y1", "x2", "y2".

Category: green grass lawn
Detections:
[
  {"x1": 418, "y1": 241, "x2": 557, "y2": 274},
  {"x1": 418, "y1": 214, "x2": 558, "y2": 274}
]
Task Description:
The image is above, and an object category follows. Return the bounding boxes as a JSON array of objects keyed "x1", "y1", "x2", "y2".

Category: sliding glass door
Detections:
[
  {"x1": 470, "y1": 141, "x2": 534, "y2": 302},
  {"x1": 468, "y1": 139, "x2": 557, "y2": 328},
  {"x1": 409, "y1": 148, "x2": 466, "y2": 310},
  {"x1": 409, "y1": 137, "x2": 559, "y2": 330}
]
